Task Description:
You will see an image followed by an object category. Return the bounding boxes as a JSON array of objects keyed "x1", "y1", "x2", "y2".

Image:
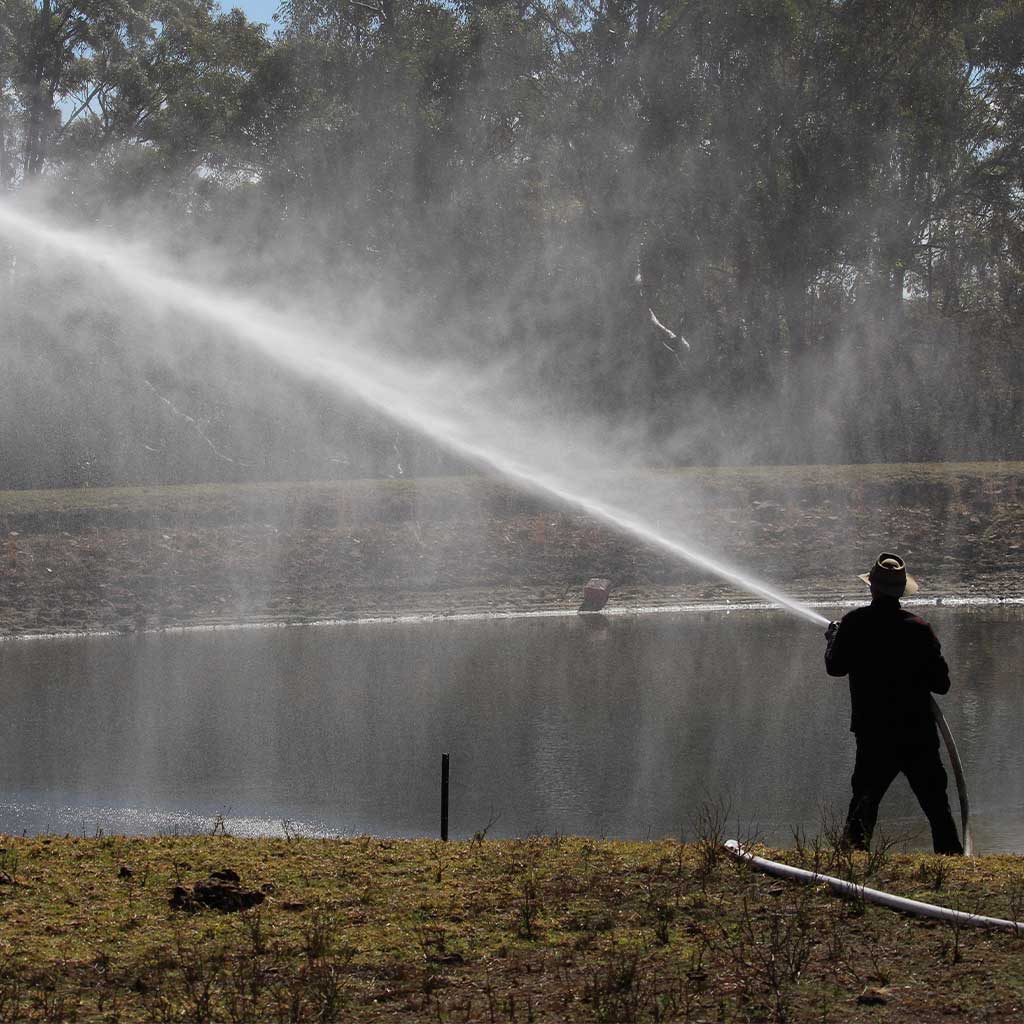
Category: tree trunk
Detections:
[
  {"x1": 0, "y1": 100, "x2": 10, "y2": 187},
  {"x1": 893, "y1": 263, "x2": 905, "y2": 308},
  {"x1": 23, "y1": 0, "x2": 55, "y2": 178}
]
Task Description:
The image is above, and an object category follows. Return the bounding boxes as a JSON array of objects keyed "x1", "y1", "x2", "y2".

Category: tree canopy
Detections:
[{"x1": 2, "y1": 0, "x2": 1024, "y2": 484}]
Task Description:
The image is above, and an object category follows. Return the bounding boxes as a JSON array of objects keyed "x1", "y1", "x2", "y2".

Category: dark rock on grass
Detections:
[
  {"x1": 169, "y1": 868, "x2": 264, "y2": 913},
  {"x1": 857, "y1": 986, "x2": 890, "y2": 1005}
]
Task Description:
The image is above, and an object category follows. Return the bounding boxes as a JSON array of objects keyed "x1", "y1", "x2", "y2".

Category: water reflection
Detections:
[{"x1": 0, "y1": 608, "x2": 1020, "y2": 851}]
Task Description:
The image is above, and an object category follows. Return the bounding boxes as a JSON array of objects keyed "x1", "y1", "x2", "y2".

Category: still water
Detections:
[{"x1": 0, "y1": 607, "x2": 1021, "y2": 851}]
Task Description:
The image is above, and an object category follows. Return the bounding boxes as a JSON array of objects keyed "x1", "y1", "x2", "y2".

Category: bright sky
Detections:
[{"x1": 231, "y1": 1, "x2": 281, "y2": 31}]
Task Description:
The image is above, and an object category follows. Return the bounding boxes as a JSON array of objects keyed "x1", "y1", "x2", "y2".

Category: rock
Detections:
[
  {"x1": 579, "y1": 578, "x2": 611, "y2": 612},
  {"x1": 169, "y1": 869, "x2": 265, "y2": 913},
  {"x1": 857, "y1": 986, "x2": 890, "y2": 1006}
]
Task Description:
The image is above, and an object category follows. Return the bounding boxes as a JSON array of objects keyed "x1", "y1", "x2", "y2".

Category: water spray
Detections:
[
  {"x1": 0, "y1": 203, "x2": 821, "y2": 623},
  {"x1": 0, "y1": 202, "x2": 972, "y2": 853}
]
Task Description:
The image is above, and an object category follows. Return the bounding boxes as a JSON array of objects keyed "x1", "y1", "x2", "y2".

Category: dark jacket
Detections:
[{"x1": 825, "y1": 597, "x2": 950, "y2": 744}]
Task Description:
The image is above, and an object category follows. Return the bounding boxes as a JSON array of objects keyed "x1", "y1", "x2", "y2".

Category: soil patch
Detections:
[{"x1": 1, "y1": 463, "x2": 1022, "y2": 636}]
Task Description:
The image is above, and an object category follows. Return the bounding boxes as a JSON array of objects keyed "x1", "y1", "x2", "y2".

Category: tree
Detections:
[{"x1": 1, "y1": 1, "x2": 267, "y2": 198}]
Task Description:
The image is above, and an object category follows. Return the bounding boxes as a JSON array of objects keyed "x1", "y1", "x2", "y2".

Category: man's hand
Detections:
[{"x1": 825, "y1": 621, "x2": 840, "y2": 643}]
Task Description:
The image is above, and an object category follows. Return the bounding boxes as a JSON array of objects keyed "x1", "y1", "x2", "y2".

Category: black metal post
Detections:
[{"x1": 441, "y1": 752, "x2": 450, "y2": 841}]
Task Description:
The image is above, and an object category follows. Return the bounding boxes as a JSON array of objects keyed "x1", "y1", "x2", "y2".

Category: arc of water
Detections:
[{"x1": 0, "y1": 204, "x2": 822, "y2": 624}]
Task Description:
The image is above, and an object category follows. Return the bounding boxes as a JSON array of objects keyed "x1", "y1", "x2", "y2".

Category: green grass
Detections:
[{"x1": 0, "y1": 832, "x2": 1022, "y2": 1022}]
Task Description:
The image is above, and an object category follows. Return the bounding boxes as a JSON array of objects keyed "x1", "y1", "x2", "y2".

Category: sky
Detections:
[{"x1": 233, "y1": 1, "x2": 281, "y2": 30}]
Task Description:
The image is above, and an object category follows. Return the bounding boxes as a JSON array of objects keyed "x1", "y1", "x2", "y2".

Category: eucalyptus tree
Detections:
[
  {"x1": 926, "y1": 0, "x2": 1024, "y2": 316},
  {"x1": 1, "y1": 1, "x2": 267, "y2": 202},
  {"x1": 2, "y1": 0, "x2": 157, "y2": 181},
  {"x1": 264, "y1": 0, "x2": 559, "y2": 309}
]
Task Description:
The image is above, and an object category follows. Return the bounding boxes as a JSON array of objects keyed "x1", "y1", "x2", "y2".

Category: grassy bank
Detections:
[
  {"x1": 0, "y1": 833, "x2": 1021, "y2": 1022},
  {"x1": 2, "y1": 462, "x2": 1023, "y2": 636}
]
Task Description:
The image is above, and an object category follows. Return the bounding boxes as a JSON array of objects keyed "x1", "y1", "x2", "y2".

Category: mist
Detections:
[
  {"x1": 0, "y1": 0, "x2": 1020, "y2": 646},
  {"x1": 2, "y1": 0, "x2": 1022, "y2": 496}
]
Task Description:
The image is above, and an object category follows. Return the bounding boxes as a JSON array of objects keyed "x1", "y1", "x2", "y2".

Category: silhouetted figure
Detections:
[{"x1": 825, "y1": 553, "x2": 963, "y2": 855}]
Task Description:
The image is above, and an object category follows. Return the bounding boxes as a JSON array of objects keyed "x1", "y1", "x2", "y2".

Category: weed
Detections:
[
  {"x1": 0, "y1": 959, "x2": 24, "y2": 1024},
  {"x1": 863, "y1": 945, "x2": 892, "y2": 988},
  {"x1": 915, "y1": 855, "x2": 951, "y2": 892},
  {"x1": 1005, "y1": 868, "x2": 1024, "y2": 935},
  {"x1": 937, "y1": 898, "x2": 973, "y2": 965},
  {"x1": 304, "y1": 959, "x2": 348, "y2": 1021},
  {"x1": 302, "y1": 906, "x2": 341, "y2": 962},
  {"x1": 0, "y1": 846, "x2": 19, "y2": 885},
  {"x1": 651, "y1": 902, "x2": 673, "y2": 946},
  {"x1": 582, "y1": 948, "x2": 644, "y2": 1023},
  {"x1": 863, "y1": 830, "x2": 901, "y2": 879},
  {"x1": 414, "y1": 918, "x2": 452, "y2": 964},
  {"x1": 239, "y1": 907, "x2": 266, "y2": 957},
  {"x1": 516, "y1": 875, "x2": 541, "y2": 940},
  {"x1": 711, "y1": 881, "x2": 817, "y2": 1022},
  {"x1": 582, "y1": 944, "x2": 691, "y2": 1024},
  {"x1": 166, "y1": 936, "x2": 226, "y2": 1024},
  {"x1": 820, "y1": 899, "x2": 852, "y2": 976},
  {"x1": 791, "y1": 825, "x2": 828, "y2": 876},
  {"x1": 691, "y1": 797, "x2": 731, "y2": 885},
  {"x1": 472, "y1": 809, "x2": 501, "y2": 845},
  {"x1": 819, "y1": 807, "x2": 900, "y2": 894},
  {"x1": 210, "y1": 811, "x2": 232, "y2": 837},
  {"x1": 28, "y1": 984, "x2": 77, "y2": 1023},
  {"x1": 221, "y1": 953, "x2": 270, "y2": 1024}
]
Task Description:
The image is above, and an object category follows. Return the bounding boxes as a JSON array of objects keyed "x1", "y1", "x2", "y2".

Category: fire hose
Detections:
[
  {"x1": 724, "y1": 840, "x2": 1016, "y2": 930},
  {"x1": 931, "y1": 696, "x2": 974, "y2": 857}
]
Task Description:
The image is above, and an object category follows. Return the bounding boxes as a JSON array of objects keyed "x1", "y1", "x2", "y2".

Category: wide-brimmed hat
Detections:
[{"x1": 858, "y1": 552, "x2": 918, "y2": 597}]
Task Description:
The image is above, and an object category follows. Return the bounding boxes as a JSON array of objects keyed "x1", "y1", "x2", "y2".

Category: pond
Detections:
[{"x1": 0, "y1": 606, "x2": 1021, "y2": 852}]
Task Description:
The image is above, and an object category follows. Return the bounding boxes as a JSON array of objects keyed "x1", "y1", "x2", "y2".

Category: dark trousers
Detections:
[{"x1": 845, "y1": 735, "x2": 963, "y2": 855}]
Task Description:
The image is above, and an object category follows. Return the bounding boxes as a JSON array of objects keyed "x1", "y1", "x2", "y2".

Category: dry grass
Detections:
[{"x1": 0, "y1": 832, "x2": 1021, "y2": 1022}]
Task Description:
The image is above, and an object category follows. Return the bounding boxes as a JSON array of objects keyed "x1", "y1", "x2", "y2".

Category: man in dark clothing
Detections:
[{"x1": 825, "y1": 553, "x2": 963, "y2": 855}]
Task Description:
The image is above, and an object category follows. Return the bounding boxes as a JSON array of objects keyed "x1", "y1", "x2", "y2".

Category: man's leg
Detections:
[
  {"x1": 845, "y1": 737, "x2": 900, "y2": 850},
  {"x1": 902, "y1": 744, "x2": 963, "y2": 855}
]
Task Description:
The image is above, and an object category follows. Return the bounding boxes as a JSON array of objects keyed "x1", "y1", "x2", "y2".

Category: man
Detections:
[{"x1": 825, "y1": 553, "x2": 963, "y2": 855}]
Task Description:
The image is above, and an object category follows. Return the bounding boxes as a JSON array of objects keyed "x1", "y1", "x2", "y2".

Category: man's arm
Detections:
[
  {"x1": 916, "y1": 621, "x2": 951, "y2": 694},
  {"x1": 824, "y1": 618, "x2": 850, "y2": 676}
]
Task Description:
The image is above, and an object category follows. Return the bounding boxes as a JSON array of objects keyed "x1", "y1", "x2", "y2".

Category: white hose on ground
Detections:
[{"x1": 724, "y1": 840, "x2": 1019, "y2": 931}]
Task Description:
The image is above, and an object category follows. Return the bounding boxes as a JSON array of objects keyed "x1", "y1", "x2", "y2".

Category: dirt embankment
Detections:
[{"x1": 1, "y1": 463, "x2": 1022, "y2": 637}]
